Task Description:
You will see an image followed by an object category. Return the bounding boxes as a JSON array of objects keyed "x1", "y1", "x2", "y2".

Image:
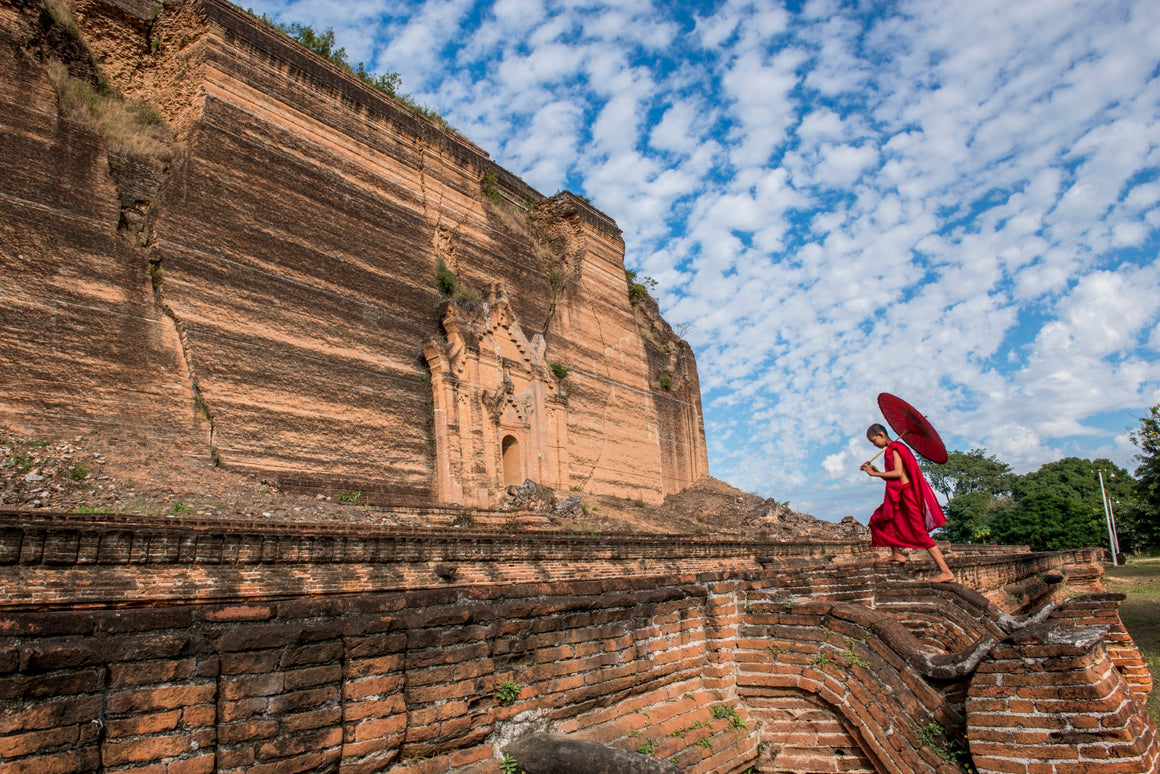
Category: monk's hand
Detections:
[{"x1": 860, "y1": 462, "x2": 876, "y2": 476}]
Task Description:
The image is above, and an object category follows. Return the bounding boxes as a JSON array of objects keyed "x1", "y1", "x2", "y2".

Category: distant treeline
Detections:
[{"x1": 923, "y1": 405, "x2": 1160, "y2": 554}]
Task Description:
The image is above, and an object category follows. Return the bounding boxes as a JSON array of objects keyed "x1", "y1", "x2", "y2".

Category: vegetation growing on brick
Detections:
[{"x1": 241, "y1": 7, "x2": 455, "y2": 132}]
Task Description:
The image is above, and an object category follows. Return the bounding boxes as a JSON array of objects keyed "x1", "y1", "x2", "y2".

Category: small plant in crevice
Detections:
[
  {"x1": 8, "y1": 451, "x2": 33, "y2": 472},
  {"x1": 916, "y1": 721, "x2": 974, "y2": 770},
  {"x1": 483, "y1": 171, "x2": 502, "y2": 203},
  {"x1": 500, "y1": 753, "x2": 520, "y2": 774},
  {"x1": 710, "y1": 704, "x2": 747, "y2": 730},
  {"x1": 696, "y1": 736, "x2": 713, "y2": 750},
  {"x1": 841, "y1": 638, "x2": 870, "y2": 668},
  {"x1": 193, "y1": 393, "x2": 213, "y2": 423},
  {"x1": 659, "y1": 373, "x2": 672, "y2": 390},
  {"x1": 548, "y1": 361, "x2": 571, "y2": 379},
  {"x1": 68, "y1": 463, "x2": 90, "y2": 481},
  {"x1": 496, "y1": 680, "x2": 522, "y2": 706},
  {"x1": 338, "y1": 491, "x2": 361, "y2": 503},
  {"x1": 625, "y1": 268, "x2": 657, "y2": 301},
  {"x1": 635, "y1": 738, "x2": 656, "y2": 755},
  {"x1": 809, "y1": 653, "x2": 830, "y2": 668},
  {"x1": 436, "y1": 258, "x2": 457, "y2": 297}
]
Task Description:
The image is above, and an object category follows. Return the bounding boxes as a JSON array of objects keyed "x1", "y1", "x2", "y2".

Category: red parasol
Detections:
[{"x1": 876, "y1": 392, "x2": 948, "y2": 464}]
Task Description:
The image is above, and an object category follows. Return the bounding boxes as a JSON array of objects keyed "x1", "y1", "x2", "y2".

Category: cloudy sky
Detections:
[{"x1": 238, "y1": 0, "x2": 1160, "y2": 521}]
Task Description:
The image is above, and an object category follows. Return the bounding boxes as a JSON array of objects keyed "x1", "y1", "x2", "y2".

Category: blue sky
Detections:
[{"x1": 239, "y1": 0, "x2": 1160, "y2": 522}]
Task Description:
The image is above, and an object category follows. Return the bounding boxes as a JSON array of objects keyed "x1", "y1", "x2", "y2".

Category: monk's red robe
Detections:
[{"x1": 869, "y1": 441, "x2": 946, "y2": 549}]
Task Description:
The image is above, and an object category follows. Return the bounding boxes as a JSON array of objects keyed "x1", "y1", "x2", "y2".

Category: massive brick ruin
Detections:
[
  {"x1": 1, "y1": 2, "x2": 1158, "y2": 774},
  {"x1": 0, "y1": 0, "x2": 708, "y2": 510}
]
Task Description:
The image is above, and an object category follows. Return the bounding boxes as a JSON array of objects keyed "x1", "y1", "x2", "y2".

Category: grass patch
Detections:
[
  {"x1": 1104, "y1": 557, "x2": 1160, "y2": 722},
  {"x1": 7, "y1": 451, "x2": 33, "y2": 472},
  {"x1": 45, "y1": 60, "x2": 173, "y2": 161},
  {"x1": 168, "y1": 499, "x2": 192, "y2": 515}
]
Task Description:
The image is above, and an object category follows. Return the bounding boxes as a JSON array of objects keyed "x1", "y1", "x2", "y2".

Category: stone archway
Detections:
[{"x1": 502, "y1": 435, "x2": 522, "y2": 487}]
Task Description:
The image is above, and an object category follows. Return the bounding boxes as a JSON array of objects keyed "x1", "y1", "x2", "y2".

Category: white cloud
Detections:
[{"x1": 239, "y1": 0, "x2": 1160, "y2": 521}]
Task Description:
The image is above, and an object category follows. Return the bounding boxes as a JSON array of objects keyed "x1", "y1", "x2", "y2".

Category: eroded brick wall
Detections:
[
  {"x1": 967, "y1": 624, "x2": 1159, "y2": 774},
  {"x1": 1, "y1": 513, "x2": 1155, "y2": 774}
]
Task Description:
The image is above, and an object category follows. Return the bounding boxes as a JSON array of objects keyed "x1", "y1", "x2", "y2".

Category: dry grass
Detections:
[
  {"x1": 45, "y1": 59, "x2": 173, "y2": 161},
  {"x1": 41, "y1": 0, "x2": 80, "y2": 37}
]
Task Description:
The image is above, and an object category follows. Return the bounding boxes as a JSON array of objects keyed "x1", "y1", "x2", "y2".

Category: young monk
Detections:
[{"x1": 860, "y1": 423, "x2": 955, "y2": 583}]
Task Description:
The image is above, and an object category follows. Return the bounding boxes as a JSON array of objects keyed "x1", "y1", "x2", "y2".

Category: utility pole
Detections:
[{"x1": 1098, "y1": 469, "x2": 1118, "y2": 566}]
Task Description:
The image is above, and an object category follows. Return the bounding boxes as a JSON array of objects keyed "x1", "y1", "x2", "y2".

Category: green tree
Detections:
[
  {"x1": 923, "y1": 449, "x2": 1014, "y2": 543},
  {"x1": 997, "y1": 457, "x2": 1134, "y2": 553},
  {"x1": 939, "y1": 490, "x2": 997, "y2": 543},
  {"x1": 1119, "y1": 404, "x2": 1160, "y2": 552},
  {"x1": 1013, "y1": 456, "x2": 1133, "y2": 508},
  {"x1": 989, "y1": 491, "x2": 1104, "y2": 552},
  {"x1": 287, "y1": 23, "x2": 348, "y2": 67},
  {"x1": 922, "y1": 449, "x2": 1014, "y2": 500}
]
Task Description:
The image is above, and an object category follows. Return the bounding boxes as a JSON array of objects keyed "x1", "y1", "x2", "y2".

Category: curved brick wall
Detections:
[{"x1": 0, "y1": 511, "x2": 1156, "y2": 774}]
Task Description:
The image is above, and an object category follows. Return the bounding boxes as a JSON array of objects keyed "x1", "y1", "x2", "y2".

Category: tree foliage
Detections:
[
  {"x1": 928, "y1": 450, "x2": 1139, "y2": 553},
  {"x1": 1119, "y1": 404, "x2": 1160, "y2": 552},
  {"x1": 923, "y1": 449, "x2": 1013, "y2": 500},
  {"x1": 923, "y1": 449, "x2": 1013, "y2": 544},
  {"x1": 988, "y1": 491, "x2": 1104, "y2": 552},
  {"x1": 939, "y1": 490, "x2": 998, "y2": 544},
  {"x1": 286, "y1": 22, "x2": 346, "y2": 67}
]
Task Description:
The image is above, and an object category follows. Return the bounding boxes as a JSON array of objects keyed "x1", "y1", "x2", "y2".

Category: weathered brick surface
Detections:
[
  {"x1": 0, "y1": 532, "x2": 1154, "y2": 774},
  {"x1": 967, "y1": 623, "x2": 1160, "y2": 774},
  {"x1": 0, "y1": 0, "x2": 707, "y2": 511}
]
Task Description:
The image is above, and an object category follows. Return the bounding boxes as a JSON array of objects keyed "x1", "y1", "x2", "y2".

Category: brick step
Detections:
[
  {"x1": 581, "y1": 693, "x2": 758, "y2": 773},
  {"x1": 663, "y1": 723, "x2": 754, "y2": 773}
]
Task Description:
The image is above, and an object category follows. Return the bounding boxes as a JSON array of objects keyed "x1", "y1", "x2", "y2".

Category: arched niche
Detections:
[{"x1": 501, "y1": 435, "x2": 522, "y2": 487}]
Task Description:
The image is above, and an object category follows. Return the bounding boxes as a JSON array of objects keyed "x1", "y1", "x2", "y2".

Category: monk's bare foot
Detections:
[{"x1": 931, "y1": 572, "x2": 955, "y2": 583}]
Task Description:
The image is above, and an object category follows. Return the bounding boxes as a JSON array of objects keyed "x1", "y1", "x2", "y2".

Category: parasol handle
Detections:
[{"x1": 863, "y1": 431, "x2": 909, "y2": 468}]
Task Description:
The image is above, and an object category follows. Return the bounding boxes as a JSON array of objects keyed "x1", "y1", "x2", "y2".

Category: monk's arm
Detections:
[{"x1": 863, "y1": 450, "x2": 908, "y2": 482}]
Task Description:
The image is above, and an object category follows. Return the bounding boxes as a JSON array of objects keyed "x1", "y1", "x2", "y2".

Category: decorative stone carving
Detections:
[{"x1": 423, "y1": 288, "x2": 569, "y2": 507}]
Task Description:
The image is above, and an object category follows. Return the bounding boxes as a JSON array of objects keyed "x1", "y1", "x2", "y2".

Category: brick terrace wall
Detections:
[
  {"x1": 0, "y1": 512, "x2": 1155, "y2": 774},
  {"x1": 967, "y1": 624, "x2": 1160, "y2": 774}
]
